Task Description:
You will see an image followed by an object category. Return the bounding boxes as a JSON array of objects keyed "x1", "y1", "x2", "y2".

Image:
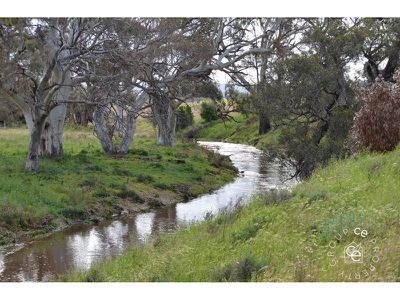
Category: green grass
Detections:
[
  {"x1": 183, "y1": 113, "x2": 282, "y2": 150},
  {"x1": 66, "y1": 146, "x2": 400, "y2": 282},
  {"x1": 0, "y1": 118, "x2": 237, "y2": 245}
]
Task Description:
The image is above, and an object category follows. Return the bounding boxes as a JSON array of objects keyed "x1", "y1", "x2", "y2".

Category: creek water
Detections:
[{"x1": 0, "y1": 141, "x2": 296, "y2": 281}]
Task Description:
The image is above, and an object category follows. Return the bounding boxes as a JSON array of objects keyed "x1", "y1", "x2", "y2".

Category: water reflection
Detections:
[
  {"x1": 135, "y1": 213, "x2": 155, "y2": 242},
  {"x1": 0, "y1": 141, "x2": 296, "y2": 282}
]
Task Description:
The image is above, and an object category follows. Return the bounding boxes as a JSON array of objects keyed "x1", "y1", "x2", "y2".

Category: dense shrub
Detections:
[
  {"x1": 276, "y1": 107, "x2": 354, "y2": 178},
  {"x1": 176, "y1": 105, "x2": 194, "y2": 130},
  {"x1": 351, "y1": 72, "x2": 400, "y2": 152},
  {"x1": 200, "y1": 101, "x2": 219, "y2": 122}
]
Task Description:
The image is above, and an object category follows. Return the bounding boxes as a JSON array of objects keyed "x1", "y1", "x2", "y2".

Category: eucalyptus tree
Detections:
[
  {"x1": 0, "y1": 18, "x2": 107, "y2": 171},
  {"x1": 358, "y1": 18, "x2": 400, "y2": 82},
  {"x1": 271, "y1": 18, "x2": 361, "y2": 178},
  {"x1": 77, "y1": 58, "x2": 148, "y2": 155},
  {"x1": 129, "y1": 18, "x2": 285, "y2": 146},
  {"x1": 123, "y1": 18, "x2": 218, "y2": 146},
  {"x1": 69, "y1": 18, "x2": 153, "y2": 154},
  {"x1": 224, "y1": 18, "x2": 306, "y2": 134}
]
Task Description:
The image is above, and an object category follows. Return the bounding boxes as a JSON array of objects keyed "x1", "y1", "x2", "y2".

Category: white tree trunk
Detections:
[
  {"x1": 153, "y1": 96, "x2": 176, "y2": 146},
  {"x1": 93, "y1": 94, "x2": 147, "y2": 154},
  {"x1": 25, "y1": 118, "x2": 46, "y2": 172},
  {"x1": 40, "y1": 104, "x2": 67, "y2": 156},
  {"x1": 118, "y1": 110, "x2": 138, "y2": 153},
  {"x1": 93, "y1": 105, "x2": 117, "y2": 154},
  {"x1": 38, "y1": 22, "x2": 72, "y2": 157}
]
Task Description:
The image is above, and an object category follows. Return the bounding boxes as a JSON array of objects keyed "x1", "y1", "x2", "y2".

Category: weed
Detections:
[
  {"x1": 113, "y1": 167, "x2": 133, "y2": 177},
  {"x1": 213, "y1": 255, "x2": 264, "y2": 282},
  {"x1": 137, "y1": 174, "x2": 154, "y2": 183}
]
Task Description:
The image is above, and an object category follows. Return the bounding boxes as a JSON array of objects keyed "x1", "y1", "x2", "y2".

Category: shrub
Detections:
[
  {"x1": 231, "y1": 215, "x2": 269, "y2": 244},
  {"x1": 176, "y1": 105, "x2": 194, "y2": 130},
  {"x1": 79, "y1": 177, "x2": 98, "y2": 187},
  {"x1": 136, "y1": 174, "x2": 154, "y2": 183},
  {"x1": 260, "y1": 189, "x2": 293, "y2": 205},
  {"x1": 213, "y1": 255, "x2": 264, "y2": 282},
  {"x1": 276, "y1": 107, "x2": 354, "y2": 178},
  {"x1": 200, "y1": 101, "x2": 219, "y2": 122},
  {"x1": 351, "y1": 72, "x2": 400, "y2": 152}
]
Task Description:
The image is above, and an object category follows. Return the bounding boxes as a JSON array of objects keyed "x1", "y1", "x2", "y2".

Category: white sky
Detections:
[{"x1": 3, "y1": 0, "x2": 400, "y2": 17}]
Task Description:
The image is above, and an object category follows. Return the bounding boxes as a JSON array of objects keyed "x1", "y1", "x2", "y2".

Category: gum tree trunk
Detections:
[
  {"x1": 92, "y1": 94, "x2": 147, "y2": 154},
  {"x1": 118, "y1": 110, "x2": 138, "y2": 154},
  {"x1": 24, "y1": 102, "x2": 68, "y2": 157},
  {"x1": 153, "y1": 96, "x2": 176, "y2": 146},
  {"x1": 92, "y1": 108, "x2": 138, "y2": 154},
  {"x1": 40, "y1": 104, "x2": 67, "y2": 156},
  {"x1": 25, "y1": 117, "x2": 46, "y2": 172},
  {"x1": 38, "y1": 22, "x2": 73, "y2": 157},
  {"x1": 258, "y1": 109, "x2": 271, "y2": 135},
  {"x1": 93, "y1": 105, "x2": 117, "y2": 154}
]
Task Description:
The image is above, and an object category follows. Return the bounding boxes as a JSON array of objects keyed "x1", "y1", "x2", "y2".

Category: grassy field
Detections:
[
  {"x1": 0, "y1": 118, "x2": 237, "y2": 245},
  {"x1": 67, "y1": 145, "x2": 400, "y2": 282}
]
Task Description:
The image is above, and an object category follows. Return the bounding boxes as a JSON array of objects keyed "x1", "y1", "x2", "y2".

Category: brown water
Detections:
[{"x1": 0, "y1": 142, "x2": 296, "y2": 282}]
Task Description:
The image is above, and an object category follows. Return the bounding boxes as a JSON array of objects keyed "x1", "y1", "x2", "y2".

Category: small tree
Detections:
[
  {"x1": 176, "y1": 105, "x2": 194, "y2": 130},
  {"x1": 351, "y1": 72, "x2": 400, "y2": 152},
  {"x1": 200, "y1": 101, "x2": 218, "y2": 123}
]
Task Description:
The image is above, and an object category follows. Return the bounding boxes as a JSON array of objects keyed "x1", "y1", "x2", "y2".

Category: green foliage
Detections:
[
  {"x1": 200, "y1": 101, "x2": 219, "y2": 122},
  {"x1": 176, "y1": 105, "x2": 194, "y2": 130},
  {"x1": 113, "y1": 167, "x2": 133, "y2": 177},
  {"x1": 259, "y1": 189, "x2": 293, "y2": 205},
  {"x1": 276, "y1": 107, "x2": 354, "y2": 178},
  {"x1": 213, "y1": 255, "x2": 265, "y2": 282},
  {"x1": 136, "y1": 174, "x2": 154, "y2": 183}
]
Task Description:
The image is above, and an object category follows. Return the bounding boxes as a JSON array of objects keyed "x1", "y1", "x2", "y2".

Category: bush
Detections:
[
  {"x1": 260, "y1": 189, "x2": 293, "y2": 205},
  {"x1": 351, "y1": 72, "x2": 400, "y2": 152},
  {"x1": 136, "y1": 174, "x2": 154, "y2": 183},
  {"x1": 200, "y1": 101, "x2": 219, "y2": 122},
  {"x1": 176, "y1": 105, "x2": 194, "y2": 130},
  {"x1": 213, "y1": 255, "x2": 264, "y2": 282},
  {"x1": 276, "y1": 107, "x2": 354, "y2": 178}
]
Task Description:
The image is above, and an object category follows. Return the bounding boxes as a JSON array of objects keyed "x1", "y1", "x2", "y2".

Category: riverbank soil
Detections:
[{"x1": 0, "y1": 121, "x2": 237, "y2": 246}]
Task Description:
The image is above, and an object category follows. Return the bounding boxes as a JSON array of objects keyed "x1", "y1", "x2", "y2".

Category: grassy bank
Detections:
[
  {"x1": 181, "y1": 113, "x2": 281, "y2": 151},
  {"x1": 0, "y1": 119, "x2": 237, "y2": 245},
  {"x1": 67, "y1": 145, "x2": 400, "y2": 282}
]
